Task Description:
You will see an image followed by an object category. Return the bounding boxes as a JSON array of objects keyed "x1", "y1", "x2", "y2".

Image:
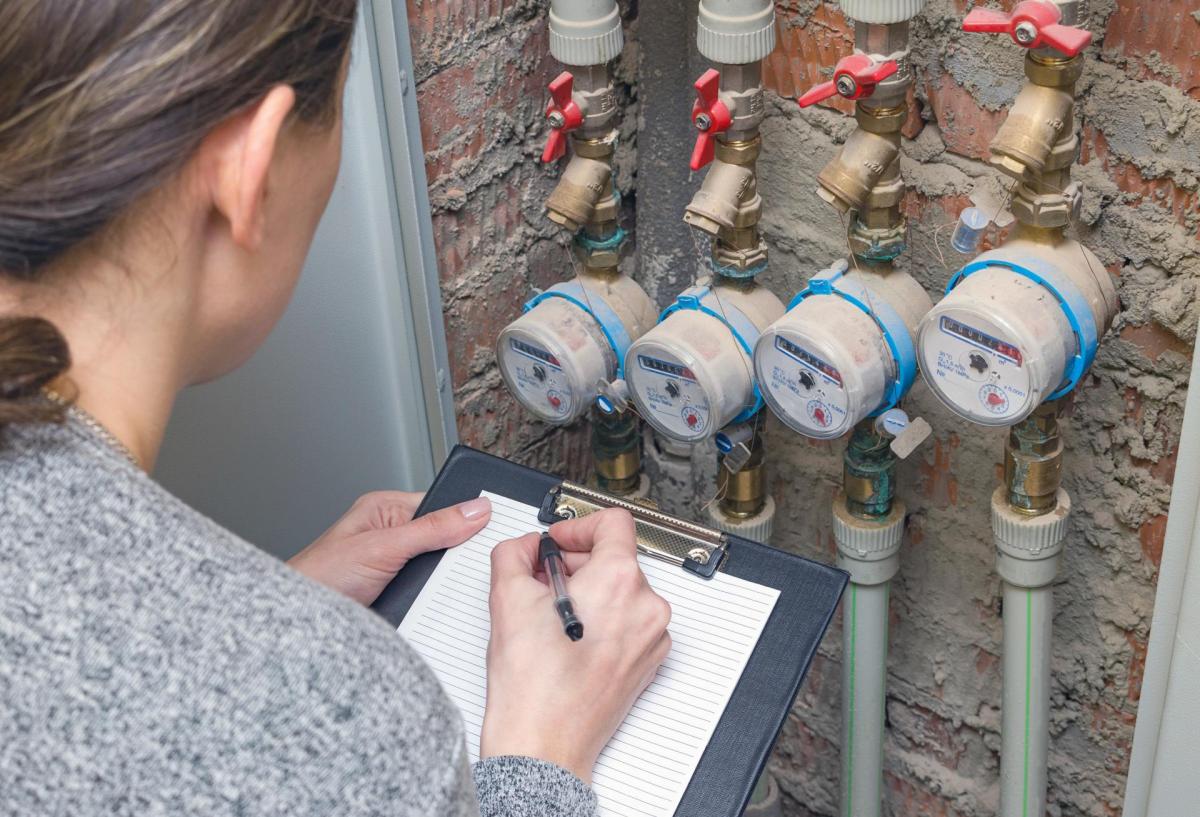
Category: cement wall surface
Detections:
[{"x1": 407, "y1": 1, "x2": 1199, "y2": 814}]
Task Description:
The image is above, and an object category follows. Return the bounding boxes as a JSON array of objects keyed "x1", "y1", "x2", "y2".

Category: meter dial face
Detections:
[
  {"x1": 497, "y1": 334, "x2": 579, "y2": 423},
  {"x1": 756, "y1": 332, "x2": 852, "y2": 439},
  {"x1": 627, "y1": 348, "x2": 714, "y2": 442},
  {"x1": 920, "y1": 312, "x2": 1033, "y2": 425}
]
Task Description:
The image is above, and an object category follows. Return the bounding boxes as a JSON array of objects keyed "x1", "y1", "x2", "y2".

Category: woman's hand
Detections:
[
  {"x1": 289, "y1": 492, "x2": 492, "y2": 605},
  {"x1": 479, "y1": 509, "x2": 672, "y2": 784}
]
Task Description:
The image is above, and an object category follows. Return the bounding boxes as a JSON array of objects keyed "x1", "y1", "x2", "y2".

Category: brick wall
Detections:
[{"x1": 408, "y1": 1, "x2": 1199, "y2": 815}]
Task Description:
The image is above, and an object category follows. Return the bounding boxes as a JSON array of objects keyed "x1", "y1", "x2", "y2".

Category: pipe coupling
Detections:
[
  {"x1": 833, "y1": 494, "x2": 905, "y2": 585},
  {"x1": 992, "y1": 486, "x2": 1070, "y2": 588},
  {"x1": 696, "y1": 0, "x2": 776, "y2": 64},
  {"x1": 549, "y1": 0, "x2": 624, "y2": 66},
  {"x1": 685, "y1": 160, "x2": 762, "y2": 236},
  {"x1": 545, "y1": 153, "x2": 614, "y2": 232}
]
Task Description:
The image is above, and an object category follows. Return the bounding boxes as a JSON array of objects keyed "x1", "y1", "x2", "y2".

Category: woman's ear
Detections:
[{"x1": 204, "y1": 85, "x2": 297, "y2": 250}]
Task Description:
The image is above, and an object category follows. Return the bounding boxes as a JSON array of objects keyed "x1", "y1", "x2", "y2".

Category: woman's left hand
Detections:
[{"x1": 289, "y1": 492, "x2": 492, "y2": 605}]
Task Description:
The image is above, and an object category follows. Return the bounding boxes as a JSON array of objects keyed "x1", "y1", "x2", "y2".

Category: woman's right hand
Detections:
[{"x1": 479, "y1": 509, "x2": 672, "y2": 784}]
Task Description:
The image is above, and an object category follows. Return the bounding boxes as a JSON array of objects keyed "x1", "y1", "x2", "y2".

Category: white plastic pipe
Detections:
[
  {"x1": 841, "y1": 580, "x2": 890, "y2": 817},
  {"x1": 833, "y1": 500, "x2": 904, "y2": 817},
  {"x1": 1000, "y1": 581, "x2": 1053, "y2": 817}
]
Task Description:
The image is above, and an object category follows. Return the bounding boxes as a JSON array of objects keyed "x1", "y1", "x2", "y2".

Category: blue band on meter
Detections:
[
  {"x1": 947, "y1": 256, "x2": 1098, "y2": 400},
  {"x1": 787, "y1": 263, "x2": 918, "y2": 416},
  {"x1": 660, "y1": 286, "x2": 765, "y2": 424},
  {"x1": 525, "y1": 281, "x2": 633, "y2": 379}
]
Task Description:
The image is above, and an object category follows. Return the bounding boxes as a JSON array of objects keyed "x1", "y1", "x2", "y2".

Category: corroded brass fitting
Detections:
[
  {"x1": 1004, "y1": 400, "x2": 1064, "y2": 514},
  {"x1": 844, "y1": 419, "x2": 897, "y2": 519},
  {"x1": 591, "y1": 407, "x2": 642, "y2": 496},
  {"x1": 718, "y1": 428, "x2": 767, "y2": 519}
]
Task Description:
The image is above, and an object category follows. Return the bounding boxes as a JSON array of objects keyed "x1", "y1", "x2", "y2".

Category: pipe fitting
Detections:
[
  {"x1": 839, "y1": 0, "x2": 928, "y2": 25},
  {"x1": 591, "y1": 406, "x2": 642, "y2": 495},
  {"x1": 1004, "y1": 400, "x2": 1064, "y2": 513},
  {"x1": 684, "y1": 158, "x2": 762, "y2": 235},
  {"x1": 696, "y1": 0, "x2": 776, "y2": 65},
  {"x1": 545, "y1": 153, "x2": 614, "y2": 232},
  {"x1": 989, "y1": 69, "x2": 1078, "y2": 183},
  {"x1": 816, "y1": 126, "x2": 900, "y2": 214},
  {"x1": 549, "y1": 0, "x2": 624, "y2": 66},
  {"x1": 992, "y1": 485, "x2": 1070, "y2": 588},
  {"x1": 833, "y1": 494, "x2": 905, "y2": 584}
]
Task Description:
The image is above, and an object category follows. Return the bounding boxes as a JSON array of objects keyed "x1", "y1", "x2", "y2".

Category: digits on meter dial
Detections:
[
  {"x1": 625, "y1": 281, "x2": 784, "y2": 443},
  {"x1": 917, "y1": 239, "x2": 1117, "y2": 426},
  {"x1": 497, "y1": 277, "x2": 657, "y2": 425},
  {"x1": 755, "y1": 263, "x2": 930, "y2": 439}
]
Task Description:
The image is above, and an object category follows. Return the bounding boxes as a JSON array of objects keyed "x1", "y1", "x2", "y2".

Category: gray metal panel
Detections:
[
  {"x1": 156, "y1": 17, "x2": 446, "y2": 559},
  {"x1": 367, "y1": 0, "x2": 458, "y2": 464}
]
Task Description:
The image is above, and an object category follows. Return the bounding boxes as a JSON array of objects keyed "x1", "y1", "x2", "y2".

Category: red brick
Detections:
[
  {"x1": 917, "y1": 434, "x2": 962, "y2": 509},
  {"x1": 884, "y1": 772, "x2": 967, "y2": 817},
  {"x1": 1103, "y1": 0, "x2": 1200, "y2": 100},
  {"x1": 923, "y1": 71, "x2": 1007, "y2": 161},
  {"x1": 1118, "y1": 323, "x2": 1194, "y2": 362},
  {"x1": 1080, "y1": 126, "x2": 1200, "y2": 238},
  {"x1": 766, "y1": 2, "x2": 856, "y2": 116},
  {"x1": 1138, "y1": 514, "x2": 1167, "y2": 569}
]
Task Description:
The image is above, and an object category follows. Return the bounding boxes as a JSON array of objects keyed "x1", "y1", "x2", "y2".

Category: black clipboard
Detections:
[{"x1": 372, "y1": 445, "x2": 847, "y2": 817}]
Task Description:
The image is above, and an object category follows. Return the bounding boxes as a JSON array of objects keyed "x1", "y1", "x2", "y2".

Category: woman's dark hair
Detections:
[{"x1": 0, "y1": 0, "x2": 358, "y2": 427}]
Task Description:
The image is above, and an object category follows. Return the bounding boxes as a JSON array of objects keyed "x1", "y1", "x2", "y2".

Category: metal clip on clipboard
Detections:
[{"x1": 538, "y1": 481, "x2": 730, "y2": 578}]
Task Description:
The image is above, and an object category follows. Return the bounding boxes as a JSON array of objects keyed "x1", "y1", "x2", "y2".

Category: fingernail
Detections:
[{"x1": 460, "y1": 497, "x2": 491, "y2": 520}]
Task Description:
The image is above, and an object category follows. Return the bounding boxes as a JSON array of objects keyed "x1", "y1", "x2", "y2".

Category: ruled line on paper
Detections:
[{"x1": 398, "y1": 492, "x2": 780, "y2": 817}]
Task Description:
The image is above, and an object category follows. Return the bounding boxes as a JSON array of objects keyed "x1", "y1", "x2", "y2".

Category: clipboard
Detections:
[{"x1": 372, "y1": 444, "x2": 848, "y2": 817}]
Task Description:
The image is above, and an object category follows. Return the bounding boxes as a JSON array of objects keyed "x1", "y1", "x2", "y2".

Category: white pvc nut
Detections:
[
  {"x1": 549, "y1": 0, "x2": 624, "y2": 65},
  {"x1": 706, "y1": 494, "x2": 776, "y2": 544},
  {"x1": 838, "y1": 0, "x2": 928, "y2": 24},
  {"x1": 917, "y1": 268, "x2": 1074, "y2": 426},
  {"x1": 696, "y1": 0, "x2": 777, "y2": 64}
]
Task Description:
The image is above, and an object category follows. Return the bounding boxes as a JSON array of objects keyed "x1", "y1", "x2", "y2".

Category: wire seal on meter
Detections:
[
  {"x1": 525, "y1": 280, "x2": 634, "y2": 379},
  {"x1": 659, "y1": 286, "x2": 765, "y2": 423},
  {"x1": 786, "y1": 264, "x2": 917, "y2": 415}
]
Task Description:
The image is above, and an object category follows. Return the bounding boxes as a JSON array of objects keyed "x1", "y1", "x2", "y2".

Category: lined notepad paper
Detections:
[{"x1": 398, "y1": 492, "x2": 780, "y2": 817}]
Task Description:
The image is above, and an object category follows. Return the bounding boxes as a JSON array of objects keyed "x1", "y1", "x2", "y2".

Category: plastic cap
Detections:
[
  {"x1": 839, "y1": 0, "x2": 928, "y2": 24},
  {"x1": 549, "y1": 0, "x2": 624, "y2": 65},
  {"x1": 696, "y1": 0, "x2": 776, "y2": 64}
]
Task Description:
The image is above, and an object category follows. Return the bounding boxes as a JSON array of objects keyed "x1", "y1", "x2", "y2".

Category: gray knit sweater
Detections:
[{"x1": 0, "y1": 416, "x2": 597, "y2": 817}]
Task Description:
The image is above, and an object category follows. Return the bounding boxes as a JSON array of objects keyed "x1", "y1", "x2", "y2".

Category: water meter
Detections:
[
  {"x1": 755, "y1": 261, "x2": 929, "y2": 439},
  {"x1": 625, "y1": 279, "x2": 784, "y2": 442},
  {"x1": 917, "y1": 237, "x2": 1117, "y2": 426},
  {"x1": 497, "y1": 274, "x2": 657, "y2": 424}
]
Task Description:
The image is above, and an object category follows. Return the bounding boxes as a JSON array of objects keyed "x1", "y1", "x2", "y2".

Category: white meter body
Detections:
[
  {"x1": 917, "y1": 236, "x2": 1117, "y2": 426},
  {"x1": 755, "y1": 262, "x2": 929, "y2": 439},
  {"x1": 497, "y1": 274, "x2": 657, "y2": 425},
  {"x1": 625, "y1": 279, "x2": 784, "y2": 442}
]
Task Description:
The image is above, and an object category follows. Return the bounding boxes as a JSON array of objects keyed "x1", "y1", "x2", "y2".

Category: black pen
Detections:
[{"x1": 538, "y1": 533, "x2": 584, "y2": 641}]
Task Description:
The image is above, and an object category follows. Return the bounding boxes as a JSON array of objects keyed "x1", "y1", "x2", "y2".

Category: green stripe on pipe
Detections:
[
  {"x1": 1022, "y1": 589, "x2": 1033, "y2": 817},
  {"x1": 846, "y1": 584, "x2": 858, "y2": 817}
]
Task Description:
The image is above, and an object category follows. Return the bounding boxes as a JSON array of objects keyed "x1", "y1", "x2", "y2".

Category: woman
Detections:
[{"x1": 0, "y1": 2, "x2": 670, "y2": 816}]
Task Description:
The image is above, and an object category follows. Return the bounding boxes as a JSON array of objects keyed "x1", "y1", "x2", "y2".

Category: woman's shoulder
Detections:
[{"x1": 0, "y1": 418, "x2": 474, "y2": 815}]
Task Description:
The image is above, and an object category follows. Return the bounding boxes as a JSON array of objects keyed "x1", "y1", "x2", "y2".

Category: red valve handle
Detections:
[
  {"x1": 797, "y1": 53, "x2": 899, "y2": 108},
  {"x1": 962, "y1": 1, "x2": 1092, "y2": 57},
  {"x1": 690, "y1": 68, "x2": 733, "y2": 171},
  {"x1": 542, "y1": 71, "x2": 584, "y2": 164}
]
